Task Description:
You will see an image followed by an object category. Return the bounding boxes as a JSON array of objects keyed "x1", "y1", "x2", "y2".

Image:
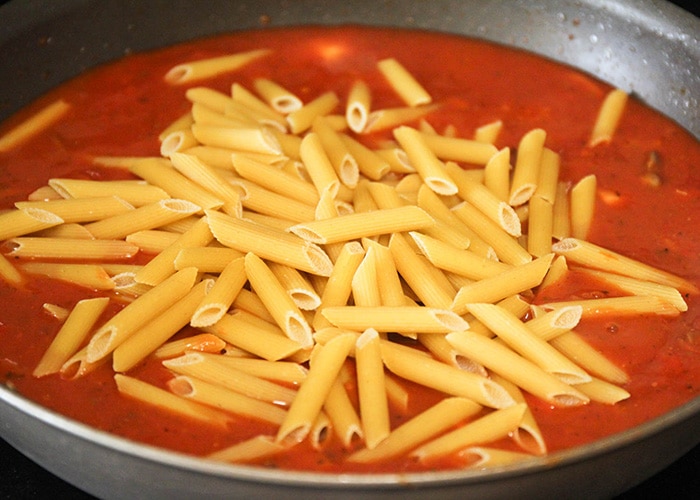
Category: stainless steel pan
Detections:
[{"x1": 0, "y1": 1, "x2": 698, "y2": 498}]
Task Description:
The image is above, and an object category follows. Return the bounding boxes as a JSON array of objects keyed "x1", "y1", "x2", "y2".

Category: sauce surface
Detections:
[{"x1": 0, "y1": 26, "x2": 699, "y2": 473}]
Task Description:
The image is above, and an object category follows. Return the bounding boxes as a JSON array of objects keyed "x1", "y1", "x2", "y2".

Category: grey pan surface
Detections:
[{"x1": 0, "y1": 0, "x2": 699, "y2": 498}]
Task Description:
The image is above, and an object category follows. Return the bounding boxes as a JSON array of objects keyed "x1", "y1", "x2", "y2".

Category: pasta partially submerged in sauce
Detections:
[{"x1": 0, "y1": 26, "x2": 698, "y2": 473}]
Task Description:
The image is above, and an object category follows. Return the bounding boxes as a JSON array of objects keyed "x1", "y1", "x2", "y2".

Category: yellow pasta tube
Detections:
[
  {"x1": 312, "y1": 116, "x2": 359, "y2": 188},
  {"x1": 348, "y1": 397, "x2": 481, "y2": 463},
  {"x1": 570, "y1": 174, "x2": 597, "y2": 240},
  {"x1": 420, "y1": 133, "x2": 498, "y2": 165},
  {"x1": 287, "y1": 91, "x2": 339, "y2": 134},
  {"x1": 191, "y1": 123, "x2": 282, "y2": 155},
  {"x1": 20, "y1": 262, "x2": 115, "y2": 290},
  {"x1": 312, "y1": 241, "x2": 365, "y2": 330},
  {"x1": 115, "y1": 374, "x2": 232, "y2": 428},
  {"x1": 154, "y1": 333, "x2": 227, "y2": 359},
  {"x1": 204, "y1": 311, "x2": 302, "y2": 361},
  {"x1": 527, "y1": 195, "x2": 554, "y2": 257},
  {"x1": 253, "y1": 78, "x2": 303, "y2": 114},
  {"x1": 388, "y1": 232, "x2": 455, "y2": 309},
  {"x1": 322, "y1": 305, "x2": 468, "y2": 334},
  {"x1": 589, "y1": 88, "x2": 628, "y2": 146},
  {"x1": 169, "y1": 152, "x2": 243, "y2": 217},
  {"x1": 168, "y1": 375, "x2": 287, "y2": 425},
  {"x1": 232, "y1": 178, "x2": 316, "y2": 223},
  {"x1": 0, "y1": 254, "x2": 23, "y2": 287},
  {"x1": 244, "y1": 252, "x2": 313, "y2": 348},
  {"x1": 467, "y1": 303, "x2": 591, "y2": 384},
  {"x1": 231, "y1": 82, "x2": 288, "y2": 127},
  {"x1": 276, "y1": 333, "x2": 356, "y2": 444},
  {"x1": 289, "y1": 205, "x2": 434, "y2": 245},
  {"x1": 509, "y1": 128, "x2": 546, "y2": 206},
  {"x1": 208, "y1": 435, "x2": 289, "y2": 463},
  {"x1": 14, "y1": 196, "x2": 133, "y2": 224},
  {"x1": 48, "y1": 178, "x2": 169, "y2": 207},
  {"x1": 33, "y1": 297, "x2": 109, "y2": 377},
  {"x1": 552, "y1": 181, "x2": 572, "y2": 240},
  {"x1": 362, "y1": 239, "x2": 405, "y2": 307},
  {"x1": 483, "y1": 147, "x2": 511, "y2": 202},
  {"x1": 0, "y1": 99, "x2": 70, "y2": 152},
  {"x1": 461, "y1": 447, "x2": 534, "y2": 468},
  {"x1": 379, "y1": 340, "x2": 515, "y2": 409},
  {"x1": 445, "y1": 331, "x2": 589, "y2": 407},
  {"x1": 339, "y1": 133, "x2": 390, "y2": 181},
  {"x1": 268, "y1": 261, "x2": 321, "y2": 311},
  {"x1": 393, "y1": 126, "x2": 457, "y2": 195},
  {"x1": 5, "y1": 237, "x2": 139, "y2": 260},
  {"x1": 574, "y1": 377, "x2": 630, "y2": 405},
  {"x1": 412, "y1": 404, "x2": 527, "y2": 461},
  {"x1": 324, "y1": 374, "x2": 363, "y2": 447},
  {"x1": 298, "y1": 131, "x2": 341, "y2": 198},
  {"x1": 377, "y1": 57, "x2": 431, "y2": 107},
  {"x1": 231, "y1": 154, "x2": 319, "y2": 206},
  {"x1": 173, "y1": 247, "x2": 244, "y2": 273},
  {"x1": 355, "y1": 329, "x2": 390, "y2": 449},
  {"x1": 549, "y1": 331, "x2": 629, "y2": 384},
  {"x1": 190, "y1": 257, "x2": 246, "y2": 327},
  {"x1": 364, "y1": 104, "x2": 439, "y2": 133},
  {"x1": 474, "y1": 119, "x2": 503, "y2": 144},
  {"x1": 134, "y1": 215, "x2": 213, "y2": 286},
  {"x1": 345, "y1": 79, "x2": 371, "y2": 133},
  {"x1": 552, "y1": 237, "x2": 698, "y2": 293},
  {"x1": 409, "y1": 231, "x2": 510, "y2": 281},
  {"x1": 86, "y1": 267, "x2": 199, "y2": 363},
  {"x1": 84, "y1": 199, "x2": 200, "y2": 240},
  {"x1": 451, "y1": 254, "x2": 554, "y2": 315},
  {"x1": 451, "y1": 201, "x2": 532, "y2": 265},
  {"x1": 164, "y1": 49, "x2": 270, "y2": 84},
  {"x1": 206, "y1": 209, "x2": 333, "y2": 276},
  {"x1": 0, "y1": 207, "x2": 63, "y2": 240},
  {"x1": 163, "y1": 352, "x2": 297, "y2": 405}
]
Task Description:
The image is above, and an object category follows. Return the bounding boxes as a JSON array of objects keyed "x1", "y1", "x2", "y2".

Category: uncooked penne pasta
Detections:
[
  {"x1": 312, "y1": 116, "x2": 359, "y2": 188},
  {"x1": 253, "y1": 77, "x2": 303, "y2": 114},
  {"x1": 164, "y1": 49, "x2": 271, "y2": 84},
  {"x1": 189, "y1": 257, "x2": 246, "y2": 327},
  {"x1": 0, "y1": 207, "x2": 63, "y2": 240},
  {"x1": 20, "y1": 262, "x2": 115, "y2": 290},
  {"x1": 115, "y1": 374, "x2": 232, "y2": 428},
  {"x1": 208, "y1": 435, "x2": 289, "y2": 463},
  {"x1": 0, "y1": 99, "x2": 70, "y2": 152},
  {"x1": 377, "y1": 57, "x2": 431, "y2": 107},
  {"x1": 364, "y1": 104, "x2": 439, "y2": 133},
  {"x1": 355, "y1": 329, "x2": 390, "y2": 449},
  {"x1": 345, "y1": 79, "x2": 371, "y2": 133},
  {"x1": 322, "y1": 305, "x2": 468, "y2": 334},
  {"x1": 509, "y1": 128, "x2": 546, "y2": 206},
  {"x1": 33, "y1": 297, "x2": 110, "y2": 377},
  {"x1": 48, "y1": 178, "x2": 169, "y2": 207},
  {"x1": 589, "y1": 88, "x2": 628, "y2": 146},
  {"x1": 287, "y1": 91, "x2": 339, "y2": 134},
  {"x1": 5, "y1": 237, "x2": 139, "y2": 260},
  {"x1": 191, "y1": 123, "x2": 282, "y2": 155},
  {"x1": 393, "y1": 126, "x2": 457, "y2": 196},
  {"x1": 483, "y1": 147, "x2": 511, "y2": 202},
  {"x1": 569, "y1": 174, "x2": 597, "y2": 240},
  {"x1": 14, "y1": 196, "x2": 133, "y2": 224},
  {"x1": 0, "y1": 253, "x2": 23, "y2": 287},
  {"x1": 324, "y1": 373, "x2": 363, "y2": 447}
]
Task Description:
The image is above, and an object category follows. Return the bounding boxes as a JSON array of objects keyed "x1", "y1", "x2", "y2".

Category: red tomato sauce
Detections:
[{"x1": 0, "y1": 26, "x2": 699, "y2": 473}]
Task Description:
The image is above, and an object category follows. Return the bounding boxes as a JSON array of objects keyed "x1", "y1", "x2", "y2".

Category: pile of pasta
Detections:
[{"x1": 0, "y1": 48, "x2": 695, "y2": 468}]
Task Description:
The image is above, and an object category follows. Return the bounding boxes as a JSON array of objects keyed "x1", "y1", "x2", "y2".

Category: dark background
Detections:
[{"x1": 0, "y1": 0, "x2": 698, "y2": 498}]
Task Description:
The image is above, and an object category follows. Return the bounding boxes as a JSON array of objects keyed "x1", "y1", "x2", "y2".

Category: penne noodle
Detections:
[
  {"x1": 115, "y1": 374, "x2": 232, "y2": 428},
  {"x1": 339, "y1": 133, "x2": 391, "y2": 181},
  {"x1": 573, "y1": 377, "x2": 631, "y2": 405},
  {"x1": 204, "y1": 311, "x2": 302, "y2": 361},
  {"x1": 552, "y1": 181, "x2": 572, "y2": 240},
  {"x1": 483, "y1": 147, "x2": 511, "y2": 202},
  {"x1": 5, "y1": 237, "x2": 139, "y2": 260},
  {"x1": 168, "y1": 375, "x2": 287, "y2": 425},
  {"x1": 289, "y1": 205, "x2": 434, "y2": 245},
  {"x1": 268, "y1": 261, "x2": 321, "y2": 311},
  {"x1": 276, "y1": 333, "x2": 356, "y2": 444},
  {"x1": 86, "y1": 267, "x2": 199, "y2": 363},
  {"x1": 446, "y1": 331, "x2": 589, "y2": 407},
  {"x1": 232, "y1": 178, "x2": 316, "y2": 223},
  {"x1": 377, "y1": 58, "x2": 431, "y2": 107},
  {"x1": 164, "y1": 49, "x2": 271, "y2": 84},
  {"x1": 380, "y1": 340, "x2": 515, "y2": 409},
  {"x1": 84, "y1": 199, "x2": 200, "y2": 240},
  {"x1": 462, "y1": 447, "x2": 535, "y2": 468},
  {"x1": 569, "y1": 174, "x2": 597, "y2": 240},
  {"x1": 0, "y1": 253, "x2": 24, "y2": 287},
  {"x1": 191, "y1": 123, "x2": 282, "y2": 155},
  {"x1": 346, "y1": 79, "x2": 371, "y2": 133},
  {"x1": 158, "y1": 111, "x2": 194, "y2": 141},
  {"x1": 173, "y1": 247, "x2": 244, "y2": 273},
  {"x1": 208, "y1": 435, "x2": 289, "y2": 463},
  {"x1": 205, "y1": 356, "x2": 308, "y2": 385},
  {"x1": 48, "y1": 178, "x2": 169, "y2": 207},
  {"x1": 451, "y1": 254, "x2": 554, "y2": 315},
  {"x1": 474, "y1": 119, "x2": 503, "y2": 144},
  {"x1": 324, "y1": 374, "x2": 363, "y2": 447},
  {"x1": 412, "y1": 404, "x2": 527, "y2": 461},
  {"x1": 393, "y1": 126, "x2": 457, "y2": 195},
  {"x1": 509, "y1": 128, "x2": 546, "y2": 206},
  {"x1": 287, "y1": 91, "x2": 339, "y2": 134},
  {"x1": 534, "y1": 148, "x2": 560, "y2": 204},
  {"x1": 589, "y1": 88, "x2": 628, "y2": 146},
  {"x1": 0, "y1": 99, "x2": 70, "y2": 152},
  {"x1": 466, "y1": 303, "x2": 591, "y2": 385},
  {"x1": 20, "y1": 262, "x2": 115, "y2": 290},
  {"x1": 15, "y1": 196, "x2": 133, "y2": 224},
  {"x1": 527, "y1": 195, "x2": 554, "y2": 257},
  {"x1": 163, "y1": 352, "x2": 297, "y2": 405},
  {"x1": 154, "y1": 333, "x2": 227, "y2": 359},
  {"x1": 190, "y1": 257, "x2": 247, "y2": 327},
  {"x1": 348, "y1": 397, "x2": 481, "y2": 463},
  {"x1": 552, "y1": 237, "x2": 698, "y2": 293},
  {"x1": 420, "y1": 133, "x2": 498, "y2": 165},
  {"x1": 206, "y1": 209, "x2": 333, "y2": 277},
  {"x1": 33, "y1": 297, "x2": 110, "y2": 377},
  {"x1": 298, "y1": 132, "x2": 341, "y2": 198},
  {"x1": 160, "y1": 128, "x2": 199, "y2": 156},
  {"x1": 364, "y1": 104, "x2": 439, "y2": 133},
  {"x1": 112, "y1": 280, "x2": 212, "y2": 372},
  {"x1": 253, "y1": 78, "x2": 303, "y2": 114},
  {"x1": 312, "y1": 116, "x2": 359, "y2": 188},
  {"x1": 355, "y1": 329, "x2": 390, "y2": 448},
  {"x1": 322, "y1": 305, "x2": 469, "y2": 334},
  {"x1": 0, "y1": 207, "x2": 63, "y2": 240}
]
